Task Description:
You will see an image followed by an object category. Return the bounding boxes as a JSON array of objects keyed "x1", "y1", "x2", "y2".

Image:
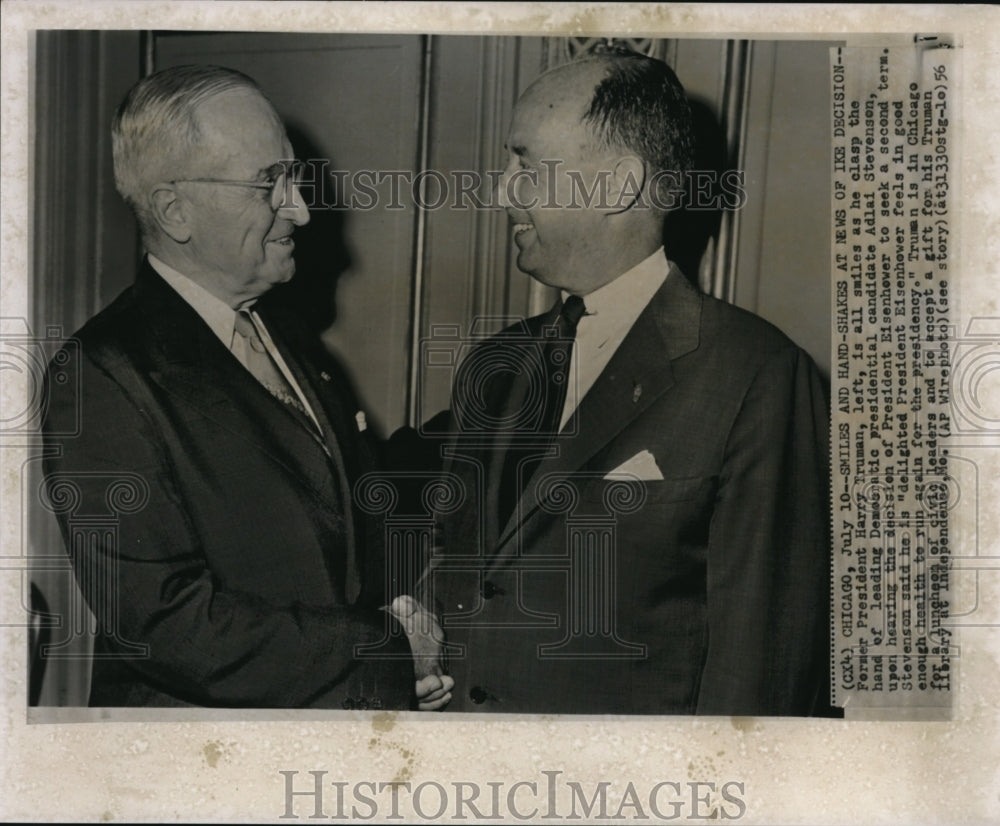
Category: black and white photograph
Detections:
[
  {"x1": 30, "y1": 29, "x2": 834, "y2": 717},
  {"x1": 2, "y1": 2, "x2": 998, "y2": 824}
]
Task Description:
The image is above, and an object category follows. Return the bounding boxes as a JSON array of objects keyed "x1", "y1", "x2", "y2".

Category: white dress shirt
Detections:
[
  {"x1": 559, "y1": 247, "x2": 670, "y2": 430},
  {"x1": 148, "y1": 254, "x2": 322, "y2": 432}
]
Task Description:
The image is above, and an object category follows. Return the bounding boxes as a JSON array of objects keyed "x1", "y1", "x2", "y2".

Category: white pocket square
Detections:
[{"x1": 603, "y1": 449, "x2": 664, "y2": 481}]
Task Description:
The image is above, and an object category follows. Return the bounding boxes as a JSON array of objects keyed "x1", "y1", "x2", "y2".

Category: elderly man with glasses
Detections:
[{"x1": 42, "y1": 65, "x2": 451, "y2": 710}]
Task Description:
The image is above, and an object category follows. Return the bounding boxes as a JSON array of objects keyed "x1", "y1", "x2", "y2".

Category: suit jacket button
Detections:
[
  {"x1": 481, "y1": 581, "x2": 504, "y2": 599},
  {"x1": 469, "y1": 686, "x2": 489, "y2": 704}
]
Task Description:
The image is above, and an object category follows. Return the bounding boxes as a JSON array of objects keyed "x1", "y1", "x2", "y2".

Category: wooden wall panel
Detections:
[{"x1": 156, "y1": 33, "x2": 424, "y2": 435}]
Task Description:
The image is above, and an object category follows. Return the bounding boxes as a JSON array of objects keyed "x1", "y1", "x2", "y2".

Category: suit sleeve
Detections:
[
  {"x1": 696, "y1": 345, "x2": 831, "y2": 715},
  {"x1": 43, "y1": 348, "x2": 408, "y2": 708}
]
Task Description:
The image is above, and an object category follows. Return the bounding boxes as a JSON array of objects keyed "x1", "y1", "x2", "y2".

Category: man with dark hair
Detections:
[
  {"x1": 430, "y1": 53, "x2": 831, "y2": 715},
  {"x1": 581, "y1": 49, "x2": 694, "y2": 210},
  {"x1": 42, "y1": 64, "x2": 452, "y2": 709}
]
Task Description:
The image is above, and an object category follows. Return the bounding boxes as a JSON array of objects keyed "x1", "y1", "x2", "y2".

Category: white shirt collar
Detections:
[
  {"x1": 562, "y1": 247, "x2": 670, "y2": 326},
  {"x1": 555, "y1": 248, "x2": 671, "y2": 430},
  {"x1": 148, "y1": 254, "x2": 243, "y2": 350}
]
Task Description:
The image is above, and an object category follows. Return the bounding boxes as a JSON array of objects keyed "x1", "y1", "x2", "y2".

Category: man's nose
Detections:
[
  {"x1": 279, "y1": 180, "x2": 311, "y2": 226},
  {"x1": 496, "y1": 150, "x2": 529, "y2": 211}
]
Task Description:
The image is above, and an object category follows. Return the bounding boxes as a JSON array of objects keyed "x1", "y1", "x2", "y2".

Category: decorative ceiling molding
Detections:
[{"x1": 543, "y1": 36, "x2": 676, "y2": 68}]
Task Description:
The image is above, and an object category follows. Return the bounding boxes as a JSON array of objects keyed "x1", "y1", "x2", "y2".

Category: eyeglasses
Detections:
[{"x1": 171, "y1": 160, "x2": 306, "y2": 211}]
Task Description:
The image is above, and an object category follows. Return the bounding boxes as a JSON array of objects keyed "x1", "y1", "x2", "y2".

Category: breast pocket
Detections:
[{"x1": 641, "y1": 475, "x2": 717, "y2": 507}]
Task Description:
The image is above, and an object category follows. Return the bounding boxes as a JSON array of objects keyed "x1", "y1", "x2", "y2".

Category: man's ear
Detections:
[
  {"x1": 149, "y1": 184, "x2": 192, "y2": 243},
  {"x1": 606, "y1": 155, "x2": 647, "y2": 213}
]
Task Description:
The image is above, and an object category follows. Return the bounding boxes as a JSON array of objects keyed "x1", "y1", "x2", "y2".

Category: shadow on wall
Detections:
[
  {"x1": 272, "y1": 124, "x2": 401, "y2": 439},
  {"x1": 271, "y1": 123, "x2": 353, "y2": 335},
  {"x1": 663, "y1": 97, "x2": 726, "y2": 287}
]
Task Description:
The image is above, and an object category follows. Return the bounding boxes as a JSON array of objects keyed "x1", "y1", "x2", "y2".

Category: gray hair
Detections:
[{"x1": 111, "y1": 64, "x2": 269, "y2": 236}]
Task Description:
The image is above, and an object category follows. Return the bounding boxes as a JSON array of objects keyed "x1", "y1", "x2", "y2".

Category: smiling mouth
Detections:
[
  {"x1": 512, "y1": 223, "x2": 533, "y2": 235},
  {"x1": 269, "y1": 236, "x2": 294, "y2": 247}
]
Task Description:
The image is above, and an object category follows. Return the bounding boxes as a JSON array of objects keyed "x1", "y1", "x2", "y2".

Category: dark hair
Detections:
[{"x1": 581, "y1": 50, "x2": 694, "y2": 206}]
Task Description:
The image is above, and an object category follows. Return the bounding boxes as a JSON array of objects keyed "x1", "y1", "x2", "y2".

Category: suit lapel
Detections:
[
  {"x1": 257, "y1": 304, "x2": 351, "y2": 460},
  {"x1": 258, "y1": 307, "x2": 367, "y2": 602},
  {"x1": 440, "y1": 309, "x2": 562, "y2": 556},
  {"x1": 133, "y1": 263, "x2": 342, "y2": 516},
  {"x1": 495, "y1": 266, "x2": 703, "y2": 552},
  {"x1": 483, "y1": 306, "x2": 560, "y2": 549}
]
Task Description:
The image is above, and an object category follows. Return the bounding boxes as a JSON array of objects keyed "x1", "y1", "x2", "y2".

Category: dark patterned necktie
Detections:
[
  {"x1": 498, "y1": 294, "x2": 587, "y2": 526},
  {"x1": 537, "y1": 294, "x2": 586, "y2": 439}
]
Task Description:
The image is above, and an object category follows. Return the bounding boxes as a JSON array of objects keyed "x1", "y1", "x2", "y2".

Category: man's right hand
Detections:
[
  {"x1": 385, "y1": 595, "x2": 453, "y2": 710},
  {"x1": 415, "y1": 673, "x2": 454, "y2": 711}
]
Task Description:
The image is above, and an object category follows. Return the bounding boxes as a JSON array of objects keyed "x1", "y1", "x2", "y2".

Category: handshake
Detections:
[{"x1": 385, "y1": 595, "x2": 454, "y2": 711}]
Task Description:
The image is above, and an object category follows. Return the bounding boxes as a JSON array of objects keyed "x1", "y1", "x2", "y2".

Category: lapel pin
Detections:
[
  {"x1": 320, "y1": 371, "x2": 332, "y2": 382},
  {"x1": 632, "y1": 383, "x2": 642, "y2": 403},
  {"x1": 355, "y1": 410, "x2": 367, "y2": 432}
]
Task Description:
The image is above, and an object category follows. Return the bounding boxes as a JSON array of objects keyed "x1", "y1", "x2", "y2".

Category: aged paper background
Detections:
[{"x1": 2, "y1": 2, "x2": 998, "y2": 823}]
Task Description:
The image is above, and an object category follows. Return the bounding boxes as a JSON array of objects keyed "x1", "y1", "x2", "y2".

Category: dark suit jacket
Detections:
[
  {"x1": 42, "y1": 260, "x2": 411, "y2": 708},
  {"x1": 432, "y1": 263, "x2": 831, "y2": 715}
]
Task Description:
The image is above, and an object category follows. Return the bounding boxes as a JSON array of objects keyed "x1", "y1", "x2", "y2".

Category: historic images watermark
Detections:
[
  {"x1": 279, "y1": 770, "x2": 748, "y2": 821},
  {"x1": 273, "y1": 160, "x2": 747, "y2": 212}
]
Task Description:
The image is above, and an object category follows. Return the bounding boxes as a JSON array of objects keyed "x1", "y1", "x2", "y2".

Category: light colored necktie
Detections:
[
  {"x1": 233, "y1": 310, "x2": 314, "y2": 426},
  {"x1": 235, "y1": 311, "x2": 355, "y2": 599}
]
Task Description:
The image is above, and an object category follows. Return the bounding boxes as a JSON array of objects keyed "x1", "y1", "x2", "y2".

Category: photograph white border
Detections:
[{"x1": 3, "y1": 3, "x2": 998, "y2": 823}]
